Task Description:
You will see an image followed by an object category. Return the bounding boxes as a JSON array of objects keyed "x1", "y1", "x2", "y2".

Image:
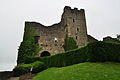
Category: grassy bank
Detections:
[{"x1": 33, "y1": 62, "x2": 120, "y2": 80}]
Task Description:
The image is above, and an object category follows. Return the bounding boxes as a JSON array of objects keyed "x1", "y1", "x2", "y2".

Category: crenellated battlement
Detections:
[{"x1": 64, "y1": 6, "x2": 85, "y2": 14}]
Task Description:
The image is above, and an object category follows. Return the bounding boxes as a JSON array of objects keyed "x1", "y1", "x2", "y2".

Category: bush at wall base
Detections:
[{"x1": 13, "y1": 61, "x2": 46, "y2": 77}]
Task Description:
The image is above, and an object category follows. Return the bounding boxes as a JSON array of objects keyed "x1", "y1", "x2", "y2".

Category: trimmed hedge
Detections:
[
  {"x1": 13, "y1": 61, "x2": 46, "y2": 76},
  {"x1": 24, "y1": 47, "x2": 87, "y2": 67},
  {"x1": 24, "y1": 56, "x2": 43, "y2": 64},
  {"x1": 24, "y1": 41, "x2": 120, "y2": 67},
  {"x1": 14, "y1": 41, "x2": 120, "y2": 76},
  {"x1": 41, "y1": 47, "x2": 87, "y2": 67},
  {"x1": 87, "y1": 41, "x2": 120, "y2": 62}
]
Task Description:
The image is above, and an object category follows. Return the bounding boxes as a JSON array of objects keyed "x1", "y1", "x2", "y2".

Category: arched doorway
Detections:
[{"x1": 40, "y1": 51, "x2": 51, "y2": 57}]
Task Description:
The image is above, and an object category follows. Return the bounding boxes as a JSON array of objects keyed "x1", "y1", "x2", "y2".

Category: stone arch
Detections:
[{"x1": 40, "y1": 51, "x2": 51, "y2": 57}]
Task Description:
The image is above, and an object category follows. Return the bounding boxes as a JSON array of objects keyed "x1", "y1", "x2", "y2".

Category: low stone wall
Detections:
[{"x1": 0, "y1": 71, "x2": 13, "y2": 80}]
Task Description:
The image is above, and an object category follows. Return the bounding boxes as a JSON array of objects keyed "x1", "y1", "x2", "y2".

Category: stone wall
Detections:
[
  {"x1": 87, "y1": 35, "x2": 98, "y2": 43},
  {"x1": 103, "y1": 36, "x2": 120, "y2": 43},
  {"x1": 0, "y1": 71, "x2": 13, "y2": 80},
  {"x1": 25, "y1": 21, "x2": 65, "y2": 55},
  {"x1": 23, "y1": 6, "x2": 89, "y2": 55}
]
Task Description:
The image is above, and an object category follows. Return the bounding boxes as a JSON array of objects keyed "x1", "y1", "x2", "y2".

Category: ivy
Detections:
[
  {"x1": 17, "y1": 22, "x2": 41, "y2": 64},
  {"x1": 63, "y1": 36, "x2": 78, "y2": 51}
]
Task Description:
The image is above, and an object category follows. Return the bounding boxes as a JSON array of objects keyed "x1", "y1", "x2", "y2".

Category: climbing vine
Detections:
[
  {"x1": 63, "y1": 36, "x2": 78, "y2": 51},
  {"x1": 17, "y1": 22, "x2": 41, "y2": 64}
]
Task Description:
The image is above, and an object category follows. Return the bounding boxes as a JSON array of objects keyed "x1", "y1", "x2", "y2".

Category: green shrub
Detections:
[
  {"x1": 17, "y1": 22, "x2": 40, "y2": 64},
  {"x1": 13, "y1": 64, "x2": 31, "y2": 76},
  {"x1": 63, "y1": 36, "x2": 78, "y2": 51},
  {"x1": 13, "y1": 61, "x2": 46, "y2": 76},
  {"x1": 24, "y1": 56, "x2": 43, "y2": 64},
  {"x1": 32, "y1": 61, "x2": 47, "y2": 73}
]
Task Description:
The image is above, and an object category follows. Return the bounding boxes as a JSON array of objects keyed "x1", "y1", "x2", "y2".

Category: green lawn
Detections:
[{"x1": 33, "y1": 62, "x2": 120, "y2": 80}]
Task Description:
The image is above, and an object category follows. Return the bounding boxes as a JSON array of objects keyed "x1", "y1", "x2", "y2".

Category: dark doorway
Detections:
[{"x1": 40, "y1": 51, "x2": 51, "y2": 57}]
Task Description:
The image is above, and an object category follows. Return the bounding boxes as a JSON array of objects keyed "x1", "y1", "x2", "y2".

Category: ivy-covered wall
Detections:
[
  {"x1": 17, "y1": 22, "x2": 40, "y2": 64},
  {"x1": 63, "y1": 36, "x2": 78, "y2": 51}
]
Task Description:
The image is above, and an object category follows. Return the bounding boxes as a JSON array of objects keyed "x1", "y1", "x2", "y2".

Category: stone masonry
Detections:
[{"x1": 25, "y1": 6, "x2": 95, "y2": 55}]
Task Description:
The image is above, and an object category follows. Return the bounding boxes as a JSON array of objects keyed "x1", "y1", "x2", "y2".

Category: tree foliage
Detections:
[
  {"x1": 117, "y1": 34, "x2": 120, "y2": 41},
  {"x1": 17, "y1": 22, "x2": 41, "y2": 64}
]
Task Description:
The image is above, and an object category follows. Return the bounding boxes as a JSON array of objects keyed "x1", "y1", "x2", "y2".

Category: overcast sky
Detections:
[{"x1": 0, "y1": 0, "x2": 120, "y2": 71}]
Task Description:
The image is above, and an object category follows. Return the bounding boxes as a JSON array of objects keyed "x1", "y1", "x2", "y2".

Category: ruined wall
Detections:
[
  {"x1": 87, "y1": 35, "x2": 98, "y2": 43},
  {"x1": 0, "y1": 71, "x2": 13, "y2": 80},
  {"x1": 22, "y1": 6, "x2": 89, "y2": 56},
  {"x1": 103, "y1": 36, "x2": 120, "y2": 43},
  {"x1": 27, "y1": 22, "x2": 66, "y2": 55}
]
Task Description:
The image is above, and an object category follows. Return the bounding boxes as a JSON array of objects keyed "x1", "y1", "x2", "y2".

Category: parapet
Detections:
[
  {"x1": 64, "y1": 6, "x2": 85, "y2": 14},
  {"x1": 74, "y1": 7, "x2": 78, "y2": 10},
  {"x1": 64, "y1": 6, "x2": 71, "y2": 12}
]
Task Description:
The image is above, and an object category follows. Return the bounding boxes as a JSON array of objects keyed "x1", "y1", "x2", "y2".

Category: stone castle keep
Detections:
[{"x1": 23, "y1": 6, "x2": 97, "y2": 55}]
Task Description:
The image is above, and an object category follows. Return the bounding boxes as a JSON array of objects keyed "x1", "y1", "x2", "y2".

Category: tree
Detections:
[{"x1": 116, "y1": 34, "x2": 120, "y2": 41}]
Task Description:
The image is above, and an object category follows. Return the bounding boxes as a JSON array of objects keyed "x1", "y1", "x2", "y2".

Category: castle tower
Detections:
[{"x1": 62, "y1": 6, "x2": 88, "y2": 47}]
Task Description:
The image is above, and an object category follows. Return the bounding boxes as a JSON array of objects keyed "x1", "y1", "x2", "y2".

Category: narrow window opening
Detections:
[
  {"x1": 77, "y1": 28, "x2": 79, "y2": 31},
  {"x1": 76, "y1": 36, "x2": 77, "y2": 40},
  {"x1": 73, "y1": 19, "x2": 75, "y2": 22}
]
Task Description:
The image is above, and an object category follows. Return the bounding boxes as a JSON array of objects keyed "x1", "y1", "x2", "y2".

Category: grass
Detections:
[{"x1": 33, "y1": 62, "x2": 120, "y2": 80}]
